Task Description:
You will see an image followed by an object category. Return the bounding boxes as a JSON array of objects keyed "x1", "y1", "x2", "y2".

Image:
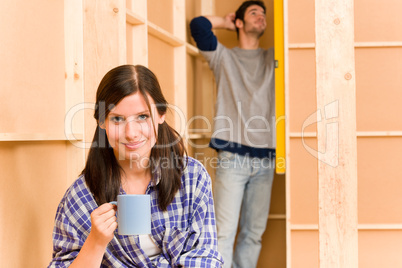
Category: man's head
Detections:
[{"x1": 235, "y1": 0, "x2": 266, "y2": 38}]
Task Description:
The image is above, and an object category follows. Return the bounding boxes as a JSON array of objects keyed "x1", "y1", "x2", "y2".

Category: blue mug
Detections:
[{"x1": 110, "y1": 194, "x2": 151, "y2": 235}]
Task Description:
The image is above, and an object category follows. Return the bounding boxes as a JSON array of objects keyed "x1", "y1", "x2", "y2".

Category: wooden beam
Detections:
[
  {"x1": 64, "y1": 0, "x2": 85, "y2": 183},
  {"x1": 289, "y1": 41, "x2": 402, "y2": 49},
  {"x1": 126, "y1": 9, "x2": 145, "y2": 25},
  {"x1": 290, "y1": 131, "x2": 402, "y2": 138},
  {"x1": 283, "y1": 0, "x2": 292, "y2": 266},
  {"x1": 290, "y1": 224, "x2": 402, "y2": 231},
  {"x1": 172, "y1": 0, "x2": 187, "y2": 135},
  {"x1": 315, "y1": 0, "x2": 358, "y2": 267},
  {"x1": 147, "y1": 22, "x2": 184, "y2": 47},
  {"x1": 83, "y1": 0, "x2": 126, "y2": 157},
  {"x1": 0, "y1": 133, "x2": 83, "y2": 142},
  {"x1": 186, "y1": 43, "x2": 200, "y2": 57}
]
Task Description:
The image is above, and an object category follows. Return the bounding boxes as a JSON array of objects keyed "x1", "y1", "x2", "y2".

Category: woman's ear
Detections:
[
  {"x1": 158, "y1": 114, "x2": 166, "y2": 125},
  {"x1": 99, "y1": 121, "x2": 106, "y2": 129}
]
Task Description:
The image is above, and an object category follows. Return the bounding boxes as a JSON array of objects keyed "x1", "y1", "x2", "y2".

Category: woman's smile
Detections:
[{"x1": 123, "y1": 140, "x2": 146, "y2": 150}]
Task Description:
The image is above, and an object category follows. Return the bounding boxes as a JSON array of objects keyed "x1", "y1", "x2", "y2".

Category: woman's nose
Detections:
[{"x1": 125, "y1": 120, "x2": 141, "y2": 140}]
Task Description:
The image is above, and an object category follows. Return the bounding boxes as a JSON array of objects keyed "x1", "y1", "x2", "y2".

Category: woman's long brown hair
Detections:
[{"x1": 82, "y1": 65, "x2": 186, "y2": 211}]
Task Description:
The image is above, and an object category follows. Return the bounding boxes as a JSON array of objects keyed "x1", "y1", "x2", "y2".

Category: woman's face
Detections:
[{"x1": 101, "y1": 92, "x2": 165, "y2": 166}]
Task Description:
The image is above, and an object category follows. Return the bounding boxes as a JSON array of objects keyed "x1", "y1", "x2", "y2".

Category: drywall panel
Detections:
[
  {"x1": 288, "y1": 0, "x2": 315, "y2": 44},
  {"x1": 358, "y1": 230, "x2": 402, "y2": 267},
  {"x1": 148, "y1": 0, "x2": 174, "y2": 34},
  {"x1": 288, "y1": 49, "x2": 317, "y2": 133},
  {"x1": 355, "y1": 0, "x2": 402, "y2": 42},
  {"x1": 357, "y1": 137, "x2": 402, "y2": 223},
  {"x1": 0, "y1": 0, "x2": 65, "y2": 133},
  {"x1": 355, "y1": 48, "x2": 402, "y2": 131},
  {"x1": 289, "y1": 138, "x2": 318, "y2": 224},
  {"x1": 148, "y1": 35, "x2": 176, "y2": 126},
  {"x1": 0, "y1": 142, "x2": 70, "y2": 267},
  {"x1": 290, "y1": 230, "x2": 319, "y2": 268}
]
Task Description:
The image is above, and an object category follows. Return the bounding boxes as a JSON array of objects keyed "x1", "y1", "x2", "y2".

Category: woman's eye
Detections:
[
  {"x1": 138, "y1": 114, "x2": 150, "y2": 121},
  {"x1": 110, "y1": 116, "x2": 125, "y2": 123}
]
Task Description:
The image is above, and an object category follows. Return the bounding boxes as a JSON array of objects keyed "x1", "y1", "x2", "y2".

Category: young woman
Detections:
[{"x1": 48, "y1": 65, "x2": 223, "y2": 267}]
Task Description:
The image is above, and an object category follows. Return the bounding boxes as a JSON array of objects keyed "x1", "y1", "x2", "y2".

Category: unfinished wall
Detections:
[
  {"x1": 0, "y1": 1, "x2": 82, "y2": 267},
  {"x1": 287, "y1": 0, "x2": 402, "y2": 266}
]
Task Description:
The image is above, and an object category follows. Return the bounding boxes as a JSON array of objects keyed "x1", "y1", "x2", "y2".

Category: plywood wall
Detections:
[{"x1": 0, "y1": 1, "x2": 76, "y2": 267}]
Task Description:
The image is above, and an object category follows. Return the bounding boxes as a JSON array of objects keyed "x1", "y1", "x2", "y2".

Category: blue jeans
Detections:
[{"x1": 214, "y1": 151, "x2": 275, "y2": 268}]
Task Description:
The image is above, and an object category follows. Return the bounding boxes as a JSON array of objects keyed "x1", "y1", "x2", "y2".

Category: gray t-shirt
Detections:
[{"x1": 201, "y1": 42, "x2": 276, "y2": 150}]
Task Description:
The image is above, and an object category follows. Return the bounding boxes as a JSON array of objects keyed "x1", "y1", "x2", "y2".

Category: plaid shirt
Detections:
[{"x1": 48, "y1": 157, "x2": 223, "y2": 267}]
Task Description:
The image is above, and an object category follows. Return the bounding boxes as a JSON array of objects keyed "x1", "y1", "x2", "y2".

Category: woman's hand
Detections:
[
  {"x1": 88, "y1": 203, "x2": 117, "y2": 247},
  {"x1": 69, "y1": 203, "x2": 117, "y2": 267}
]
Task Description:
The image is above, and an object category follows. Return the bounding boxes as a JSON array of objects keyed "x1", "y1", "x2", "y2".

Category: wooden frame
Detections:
[{"x1": 315, "y1": 0, "x2": 358, "y2": 266}]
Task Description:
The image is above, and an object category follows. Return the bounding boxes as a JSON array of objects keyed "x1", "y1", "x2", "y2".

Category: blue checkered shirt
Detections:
[{"x1": 48, "y1": 157, "x2": 223, "y2": 267}]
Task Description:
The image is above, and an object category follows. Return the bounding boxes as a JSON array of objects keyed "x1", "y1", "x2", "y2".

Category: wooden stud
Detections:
[
  {"x1": 147, "y1": 22, "x2": 184, "y2": 47},
  {"x1": 0, "y1": 133, "x2": 83, "y2": 142},
  {"x1": 315, "y1": 0, "x2": 358, "y2": 267},
  {"x1": 288, "y1": 41, "x2": 402, "y2": 49},
  {"x1": 290, "y1": 131, "x2": 402, "y2": 138},
  {"x1": 284, "y1": 0, "x2": 292, "y2": 264},
  {"x1": 64, "y1": 0, "x2": 85, "y2": 183},
  {"x1": 172, "y1": 0, "x2": 187, "y2": 135},
  {"x1": 126, "y1": 9, "x2": 145, "y2": 25},
  {"x1": 83, "y1": 0, "x2": 126, "y2": 158},
  {"x1": 186, "y1": 43, "x2": 200, "y2": 57},
  {"x1": 290, "y1": 224, "x2": 402, "y2": 231}
]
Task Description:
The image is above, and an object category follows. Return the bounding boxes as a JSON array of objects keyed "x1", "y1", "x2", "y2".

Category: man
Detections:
[{"x1": 190, "y1": 1, "x2": 275, "y2": 267}]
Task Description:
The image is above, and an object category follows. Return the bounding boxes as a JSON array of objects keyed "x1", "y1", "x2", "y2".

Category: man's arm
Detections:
[{"x1": 189, "y1": 14, "x2": 235, "y2": 51}]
